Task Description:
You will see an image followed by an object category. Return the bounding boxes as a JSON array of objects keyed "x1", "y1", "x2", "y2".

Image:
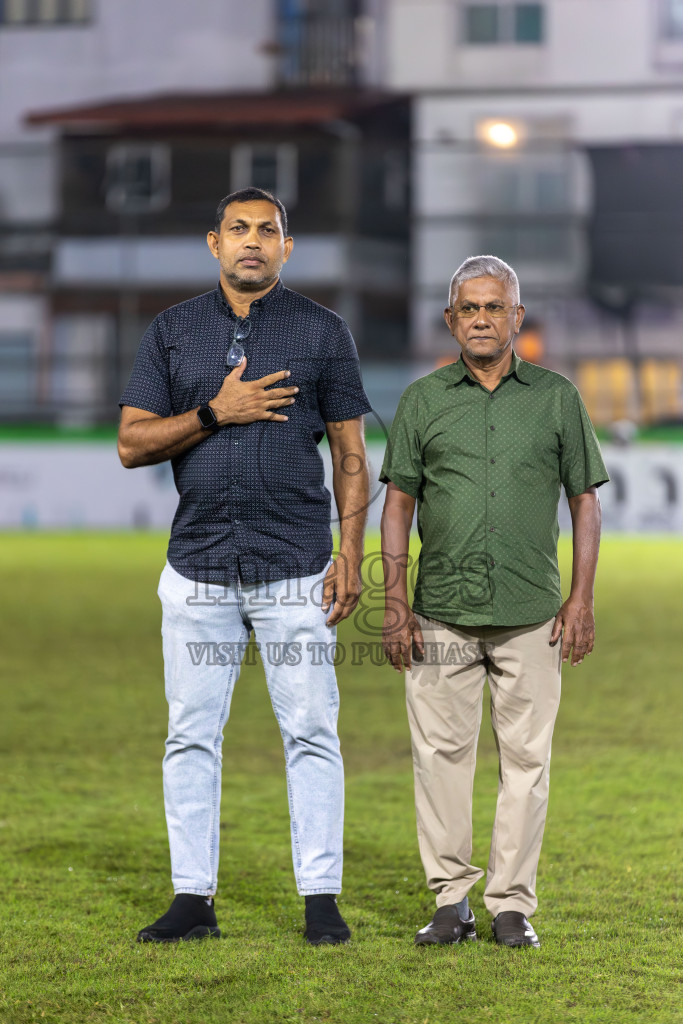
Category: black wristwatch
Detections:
[{"x1": 197, "y1": 404, "x2": 219, "y2": 432}]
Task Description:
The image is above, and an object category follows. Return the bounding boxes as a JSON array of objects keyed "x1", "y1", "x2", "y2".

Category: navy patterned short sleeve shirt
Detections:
[{"x1": 120, "y1": 280, "x2": 372, "y2": 585}]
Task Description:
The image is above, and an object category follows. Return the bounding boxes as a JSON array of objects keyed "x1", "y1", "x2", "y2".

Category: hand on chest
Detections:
[{"x1": 168, "y1": 334, "x2": 320, "y2": 414}]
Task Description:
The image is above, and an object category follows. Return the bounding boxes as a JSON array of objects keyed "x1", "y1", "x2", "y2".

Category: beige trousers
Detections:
[{"x1": 406, "y1": 614, "x2": 562, "y2": 918}]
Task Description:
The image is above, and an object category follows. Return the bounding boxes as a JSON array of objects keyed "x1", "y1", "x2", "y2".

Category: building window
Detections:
[
  {"x1": 0, "y1": 333, "x2": 35, "y2": 406},
  {"x1": 0, "y1": 0, "x2": 90, "y2": 25},
  {"x1": 463, "y1": 2, "x2": 544, "y2": 44},
  {"x1": 481, "y1": 162, "x2": 570, "y2": 213},
  {"x1": 231, "y1": 145, "x2": 298, "y2": 208},
  {"x1": 465, "y1": 4, "x2": 499, "y2": 43},
  {"x1": 479, "y1": 225, "x2": 572, "y2": 263},
  {"x1": 660, "y1": 0, "x2": 683, "y2": 39},
  {"x1": 383, "y1": 150, "x2": 409, "y2": 210},
  {"x1": 277, "y1": 0, "x2": 362, "y2": 86},
  {"x1": 515, "y1": 3, "x2": 542, "y2": 42},
  {"x1": 105, "y1": 145, "x2": 171, "y2": 215}
]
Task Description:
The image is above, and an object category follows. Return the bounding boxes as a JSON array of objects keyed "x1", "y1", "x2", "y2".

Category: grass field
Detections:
[{"x1": 0, "y1": 532, "x2": 681, "y2": 1024}]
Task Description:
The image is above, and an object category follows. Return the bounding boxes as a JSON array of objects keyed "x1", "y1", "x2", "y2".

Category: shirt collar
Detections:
[
  {"x1": 446, "y1": 349, "x2": 532, "y2": 387},
  {"x1": 215, "y1": 277, "x2": 284, "y2": 318}
]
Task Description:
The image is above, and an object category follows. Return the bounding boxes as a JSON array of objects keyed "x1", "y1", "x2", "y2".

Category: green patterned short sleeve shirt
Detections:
[{"x1": 380, "y1": 352, "x2": 609, "y2": 627}]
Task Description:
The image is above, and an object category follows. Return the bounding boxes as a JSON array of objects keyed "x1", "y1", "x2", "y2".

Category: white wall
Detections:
[
  {"x1": 1, "y1": 441, "x2": 680, "y2": 534},
  {"x1": 386, "y1": 0, "x2": 677, "y2": 92},
  {"x1": 0, "y1": 0, "x2": 275, "y2": 142},
  {"x1": 414, "y1": 90, "x2": 683, "y2": 147}
]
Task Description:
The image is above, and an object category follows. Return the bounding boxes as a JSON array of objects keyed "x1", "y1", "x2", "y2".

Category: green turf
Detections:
[
  {"x1": 0, "y1": 533, "x2": 681, "y2": 1024},
  {"x1": 1, "y1": 422, "x2": 682, "y2": 445}
]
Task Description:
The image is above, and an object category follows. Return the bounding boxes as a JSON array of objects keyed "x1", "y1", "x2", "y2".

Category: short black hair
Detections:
[{"x1": 214, "y1": 187, "x2": 289, "y2": 236}]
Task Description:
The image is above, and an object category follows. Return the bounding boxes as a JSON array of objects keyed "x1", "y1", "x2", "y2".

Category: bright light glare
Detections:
[{"x1": 485, "y1": 122, "x2": 518, "y2": 148}]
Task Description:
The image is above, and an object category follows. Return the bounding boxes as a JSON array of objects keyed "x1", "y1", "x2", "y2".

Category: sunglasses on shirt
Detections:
[{"x1": 226, "y1": 318, "x2": 251, "y2": 367}]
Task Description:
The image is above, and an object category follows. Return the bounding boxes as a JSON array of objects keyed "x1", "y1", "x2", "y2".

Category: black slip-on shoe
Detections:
[
  {"x1": 414, "y1": 905, "x2": 477, "y2": 946},
  {"x1": 136, "y1": 893, "x2": 221, "y2": 943},
  {"x1": 492, "y1": 911, "x2": 540, "y2": 948},
  {"x1": 304, "y1": 894, "x2": 351, "y2": 946}
]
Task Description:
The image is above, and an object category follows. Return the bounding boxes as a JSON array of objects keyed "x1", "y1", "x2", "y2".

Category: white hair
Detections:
[{"x1": 448, "y1": 255, "x2": 520, "y2": 306}]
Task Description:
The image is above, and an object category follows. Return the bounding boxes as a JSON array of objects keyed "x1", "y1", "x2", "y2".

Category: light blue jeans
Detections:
[{"x1": 157, "y1": 560, "x2": 344, "y2": 897}]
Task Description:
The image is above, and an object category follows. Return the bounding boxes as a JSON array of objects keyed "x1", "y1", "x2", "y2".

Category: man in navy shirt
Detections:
[{"x1": 118, "y1": 187, "x2": 371, "y2": 945}]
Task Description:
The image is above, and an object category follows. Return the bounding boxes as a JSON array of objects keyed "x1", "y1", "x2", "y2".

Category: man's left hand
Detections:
[
  {"x1": 550, "y1": 596, "x2": 595, "y2": 666},
  {"x1": 322, "y1": 554, "x2": 363, "y2": 627}
]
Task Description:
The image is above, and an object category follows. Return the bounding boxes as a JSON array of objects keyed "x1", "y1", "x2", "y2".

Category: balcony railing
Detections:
[{"x1": 278, "y1": 15, "x2": 360, "y2": 87}]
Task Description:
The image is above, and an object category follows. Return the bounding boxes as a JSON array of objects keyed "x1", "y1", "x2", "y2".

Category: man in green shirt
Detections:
[{"x1": 380, "y1": 255, "x2": 608, "y2": 949}]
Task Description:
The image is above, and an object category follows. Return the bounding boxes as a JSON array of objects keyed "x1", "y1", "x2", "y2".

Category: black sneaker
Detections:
[
  {"x1": 304, "y1": 894, "x2": 351, "y2": 946},
  {"x1": 492, "y1": 911, "x2": 540, "y2": 948},
  {"x1": 136, "y1": 894, "x2": 221, "y2": 943},
  {"x1": 414, "y1": 904, "x2": 477, "y2": 946}
]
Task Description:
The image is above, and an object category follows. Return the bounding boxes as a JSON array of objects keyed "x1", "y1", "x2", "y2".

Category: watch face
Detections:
[{"x1": 198, "y1": 405, "x2": 217, "y2": 429}]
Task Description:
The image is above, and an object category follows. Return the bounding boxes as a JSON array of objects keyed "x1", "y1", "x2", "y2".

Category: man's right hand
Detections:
[
  {"x1": 211, "y1": 357, "x2": 299, "y2": 425},
  {"x1": 382, "y1": 605, "x2": 425, "y2": 673}
]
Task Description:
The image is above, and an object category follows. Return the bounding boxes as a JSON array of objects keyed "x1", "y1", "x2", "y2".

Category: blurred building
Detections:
[
  {"x1": 386, "y1": 0, "x2": 683, "y2": 422},
  {"x1": 2, "y1": 0, "x2": 683, "y2": 426},
  {"x1": 26, "y1": 89, "x2": 410, "y2": 424},
  {"x1": 0, "y1": 0, "x2": 266, "y2": 422},
  {"x1": 2, "y1": 0, "x2": 404, "y2": 425}
]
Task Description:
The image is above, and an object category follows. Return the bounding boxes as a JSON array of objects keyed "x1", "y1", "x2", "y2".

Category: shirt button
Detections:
[
  {"x1": 233, "y1": 440, "x2": 239, "y2": 446},
  {"x1": 234, "y1": 519, "x2": 240, "y2": 524},
  {"x1": 490, "y1": 491, "x2": 496, "y2": 497},
  {"x1": 490, "y1": 527, "x2": 495, "y2": 532},
  {"x1": 490, "y1": 458, "x2": 495, "y2": 464},
  {"x1": 490, "y1": 559, "x2": 495, "y2": 567},
  {"x1": 489, "y1": 425, "x2": 495, "y2": 431}
]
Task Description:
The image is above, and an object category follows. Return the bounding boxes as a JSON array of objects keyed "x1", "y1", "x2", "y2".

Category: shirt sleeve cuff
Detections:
[
  {"x1": 322, "y1": 399, "x2": 373, "y2": 423},
  {"x1": 118, "y1": 396, "x2": 172, "y2": 417},
  {"x1": 379, "y1": 471, "x2": 420, "y2": 498},
  {"x1": 564, "y1": 474, "x2": 610, "y2": 498}
]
